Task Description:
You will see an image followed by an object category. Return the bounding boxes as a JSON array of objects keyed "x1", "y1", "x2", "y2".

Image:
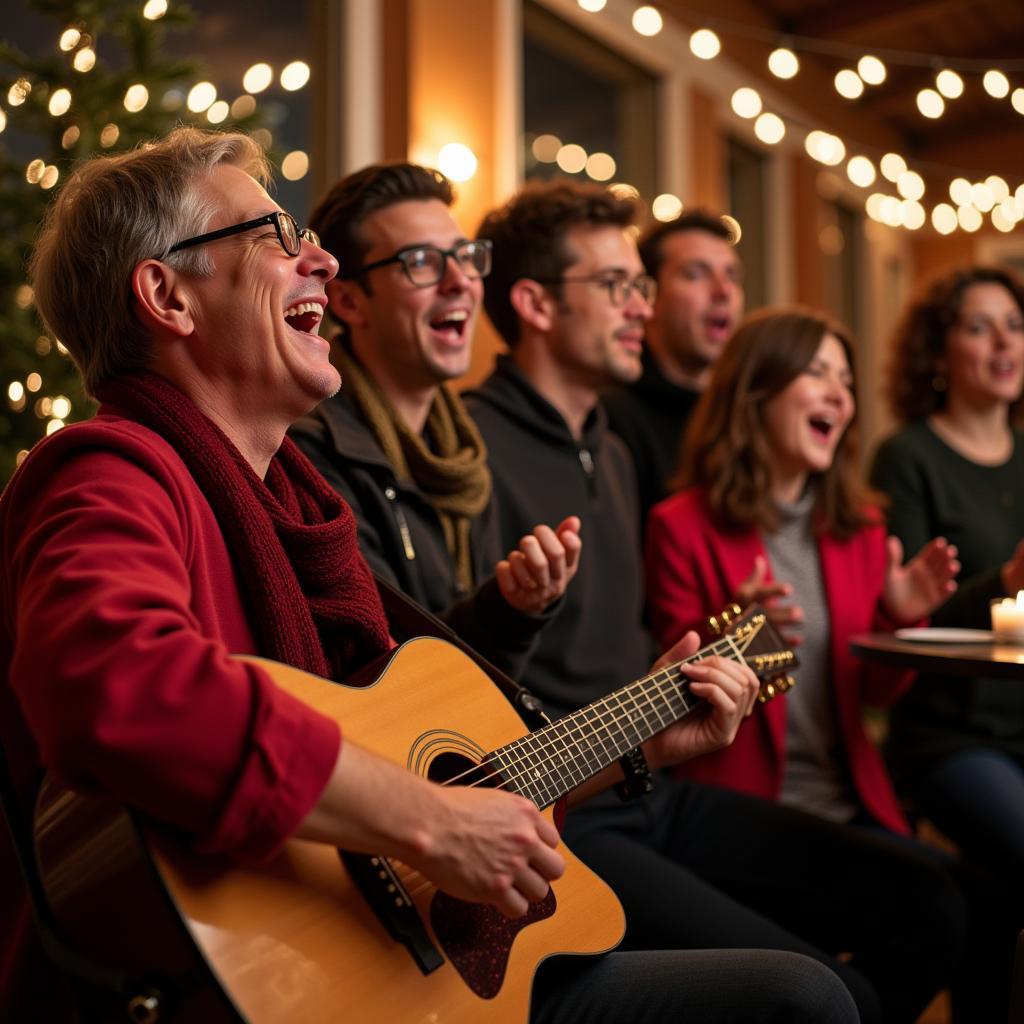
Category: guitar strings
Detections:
[
  {"x1": 436, "y1": 634, "x2": 745, "y2": 800},
  {"x1": 382, "y1": 631, "x2": 772, "y2": 899}
]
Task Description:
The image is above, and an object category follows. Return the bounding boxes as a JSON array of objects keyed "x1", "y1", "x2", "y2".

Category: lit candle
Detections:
[{"x1": 991, "y1": 591, "x2": 1024, "y2": 643}]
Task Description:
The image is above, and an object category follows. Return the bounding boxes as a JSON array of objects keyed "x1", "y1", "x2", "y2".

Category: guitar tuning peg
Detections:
[
  {"x1": 758, "y1": 680, "x2": 777, "y2": 704},
  {"x1": 710, "y1": 603, "x2": 744, "y2": 635},
  {"x1": 779, "y1": 675, "x2": 796, "y2": 692}
]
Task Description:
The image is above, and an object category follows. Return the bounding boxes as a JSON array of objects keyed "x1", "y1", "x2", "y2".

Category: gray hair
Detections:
[{"x1": 30, "y1": 126, "x2": 270, "y2": 395}]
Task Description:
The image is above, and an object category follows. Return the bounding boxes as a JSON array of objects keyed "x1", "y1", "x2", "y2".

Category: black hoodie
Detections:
[{"x1": 465, "y1": 355, "x2": 657, "y2": 718}]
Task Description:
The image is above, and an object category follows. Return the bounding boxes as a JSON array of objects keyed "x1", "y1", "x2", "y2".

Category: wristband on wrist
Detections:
[{"x1": 614, "y1": 746, "x2": 654, "y2": 801}]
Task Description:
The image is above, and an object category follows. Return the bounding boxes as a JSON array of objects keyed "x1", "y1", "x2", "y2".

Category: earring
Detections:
[{"x1": 932, "y1": 374, "x2": 947, "y2": 392}]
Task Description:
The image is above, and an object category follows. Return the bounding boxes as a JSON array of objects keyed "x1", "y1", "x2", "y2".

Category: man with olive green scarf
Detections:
[{"x1": 291, "y1": 163, "x2": 580, "y2": 680}]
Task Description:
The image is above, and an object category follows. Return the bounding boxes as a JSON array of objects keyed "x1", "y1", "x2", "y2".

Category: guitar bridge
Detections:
[{"x1": 340, "y1": 851, "x2": 444, "y2": 975}]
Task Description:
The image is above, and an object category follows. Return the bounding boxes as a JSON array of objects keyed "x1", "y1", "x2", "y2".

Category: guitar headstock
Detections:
[{"x1": 708, "y1": 603, "x2": 798, "y2": 704}]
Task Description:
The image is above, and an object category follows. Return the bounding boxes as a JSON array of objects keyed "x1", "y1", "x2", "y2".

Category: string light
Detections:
[
  {"x1": 689, "y1": 29, "x2": 720, "y2": 60},
  {"x1": 846, "y1": 156, "x2": 876, "y2": 188},
  {"x1": 857, "y1": 55, "x2": 886, "y2": 85},
  {"x1": 896, "y1": 170, "x2": 925, "y2": 201},
  {"x1": 652, "y1": 193, "x2": 683, "y2": 221},
  {"x1": 73, "y1": 47, "x2": 96, "y2": 72},
  {"x1": 983, "y1": 70, "x2": 1010, "y2": 99},
  {"x1": 768, "y1": 48, "x2": 798, "y2": 79},
  {"x1": 632, "y1": 6, "x2": 663, "y2": 37},
  {"x1": 143, "y1": 0, "x2": 168, "y2": 18},
  {"x1": 577, "y1": 0, "x2": 607, "y2": 10},
  {"x1": 753, "y1": 112, "x2": 785, "y2": 144},
  {"x1": 586, "y1": 152, "x2": 616, "y2": 181},
  {"x1": 1013, "y1": 89, "x2": 1024, "y2": 115},
  {"x1": 186, "y1": 82, "x2": 217, "y2": 112},
  {"x1": 243, "y1": 63, "x2": 273, "y2": 94},
  {"x1": 281, "y1": 150, "x2": 310, "y2": 181},
  {"x1": 835, "y1": 70, "x2": 863, "y2": 100},
  {"x1": 949, "y1": 177, "x2": 972, "y2": 205},
  {"x1": 556, "y1": 143, "x2": 587, "y2": 174},
  {"x1": 931, "y1": 204, "x2": 958, "y2": 234},
  {"x1": 123, "y1": 84, "x2": 149, "y2": 113},
  {"x1": 532, "y1": 134, "x2": 561, "y2": 163},
  {"x1": 935, "y1": 69, "x2": 963, "y2": 99},
  {"x1": 880, "y1": 153, "x2": 907, "y2": 182},
  {"x1": 59, "y1": 28, "x2": 81, "y2": 51},
  {"x1": 280, "y1": 61, "x2": 310, "y2": 91},
  {"x1": 731, "y1": 87, "x2": 762, "y2": 119},
  {"x1": 437, "y1": 142, "x2": 477, "y2": 182},
  {"x1": 48, "y1": 88, "x2": 72, "y2": 116},
  {"x1": 958, "y1": 205, "x2": 983, "y2": 232},
  {"x1": 916, "y1": 89, "x2": 944, "y2": 118}
]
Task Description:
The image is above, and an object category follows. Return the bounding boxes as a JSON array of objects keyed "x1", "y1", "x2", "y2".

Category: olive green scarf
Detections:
[{"x1": 335, "y1": 344, "x2": 491, "y2": 591}]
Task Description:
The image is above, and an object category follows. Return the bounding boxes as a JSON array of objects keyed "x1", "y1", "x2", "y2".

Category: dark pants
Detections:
[
  {"x1": 533, "y1": 948, "x2": 860, "y2": 1024},
  {"x1": 563, "y1": 781, "x2": 966, "y2": 1024}
]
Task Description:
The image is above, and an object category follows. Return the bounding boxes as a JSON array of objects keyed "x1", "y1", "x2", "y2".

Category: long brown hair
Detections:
[
  {"x1": 680, "y1": 306, "x2": 877, "y2": 539},
  {"x1": 886, "y1": 264, "x2": 1024, "y2": 422}
]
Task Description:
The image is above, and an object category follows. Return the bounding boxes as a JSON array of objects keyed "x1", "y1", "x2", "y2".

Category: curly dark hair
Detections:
[
  {"x1": 637, "y1": 207, "x2": 735, "y2": 280},
  {"x1": 309, "y1": 162, "x2": 454, "y2": 292},
  {"x1": 886, "y1": 264, "x2": 1024, "y2": 422},
  {"x1": 681, "y1": 306, "x2": 877, "y2": 539},
  {"x1": 477, "y1": 180, "x2": 637, "y2": 346}
]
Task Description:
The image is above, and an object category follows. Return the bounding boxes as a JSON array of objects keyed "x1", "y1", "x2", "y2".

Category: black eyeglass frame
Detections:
[
  {"x1": 339, "y1": 238, "x2": 493, "y2": 287},
  {"x1": 533, "y1": 272, "x2": 658, "y2": 307},
  {"x1": 162, "y1": 211, "x2": 318, "y2": 259}
]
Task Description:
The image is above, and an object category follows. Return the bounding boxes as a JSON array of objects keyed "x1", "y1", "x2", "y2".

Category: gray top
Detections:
[{"x1": 764, "y1": 489, "x2": 858, "y2": 823}]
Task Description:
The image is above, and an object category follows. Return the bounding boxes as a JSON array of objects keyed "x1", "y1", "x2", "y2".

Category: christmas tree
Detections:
[{"x1": 0, "y1": 0, "x2": 260, "y2": 481}]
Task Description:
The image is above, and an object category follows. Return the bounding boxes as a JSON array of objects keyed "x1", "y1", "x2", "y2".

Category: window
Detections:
[{"x1": 522, "y1": 1, "x2": 658, "y2": 200}]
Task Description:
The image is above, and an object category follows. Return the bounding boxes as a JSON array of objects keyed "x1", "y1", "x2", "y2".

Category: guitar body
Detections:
[{"x1": 34, "y1": 638, "x2": 626, "y2": 1023}]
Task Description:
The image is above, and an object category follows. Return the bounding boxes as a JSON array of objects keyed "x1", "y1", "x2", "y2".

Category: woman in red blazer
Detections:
[{"x1": 645, "y1": 308, "x2": 958, "y2": 836}]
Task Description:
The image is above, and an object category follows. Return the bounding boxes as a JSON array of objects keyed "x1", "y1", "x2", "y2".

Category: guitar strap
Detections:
[{"x1": 371, "y1": 572, "x2": 550, "y2": 732}]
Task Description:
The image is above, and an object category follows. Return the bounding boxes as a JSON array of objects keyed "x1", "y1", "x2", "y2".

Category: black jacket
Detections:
[
  {"x1": 602, "y1": 346, "x2": 700, "y2": 526},
  {"x1": 465, "y1": 356, "x2": 657, "y2": 718},
  {"x1": 290, "y1": 387, "x2": 548, "y2": 680}
]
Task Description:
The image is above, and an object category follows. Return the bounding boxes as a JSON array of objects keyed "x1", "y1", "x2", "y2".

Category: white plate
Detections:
[{"x1": 894, "y1": 627, "x2": 994, "y2": 643}]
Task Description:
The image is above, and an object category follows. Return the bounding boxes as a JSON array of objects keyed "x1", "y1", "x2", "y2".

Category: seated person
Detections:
[
  {"x1": 291, "y1": 162, "x2": 581, "y2": 681},
  {"x1": 871, "y1": 265, "x2": 1024, "y2": 1013},
  {"x1": 0, "y1": 128, "x2": 854, "y2": 1024}
]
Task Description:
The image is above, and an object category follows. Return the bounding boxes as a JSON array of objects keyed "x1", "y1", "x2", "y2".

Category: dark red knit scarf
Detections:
[{"x1": 95, "y1": 372, "x2": 391, "y2": 679}]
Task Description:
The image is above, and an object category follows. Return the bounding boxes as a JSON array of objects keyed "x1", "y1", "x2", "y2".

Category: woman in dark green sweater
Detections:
[{"x1": 871, "y1": 264, "x2": 1024, "y2": 892}]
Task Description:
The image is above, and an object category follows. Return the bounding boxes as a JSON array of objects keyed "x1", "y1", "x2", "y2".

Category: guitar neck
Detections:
[{"x1": 487, "y1": 633, "x2": 746, "y2": 809}]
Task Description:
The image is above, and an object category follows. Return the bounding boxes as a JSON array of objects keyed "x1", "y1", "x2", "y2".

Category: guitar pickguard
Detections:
[{"x1": 431, "y1": 889, "x2": 557, "y2": 999}]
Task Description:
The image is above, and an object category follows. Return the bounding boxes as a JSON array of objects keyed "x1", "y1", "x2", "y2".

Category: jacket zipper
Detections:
[{"x1": 384, "y1": 486, "x2": 416, "y2": 560}]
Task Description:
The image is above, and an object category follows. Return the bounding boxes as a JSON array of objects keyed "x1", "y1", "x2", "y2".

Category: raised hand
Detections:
[
  {"x1": 644, "y1": 631, "x2": 761, "y2": 769},
  {"x1": 495, "y1": 516, "x2": 582, "y2": 615},
  {"x1": 881, "y1": 535, "x2": 959, "y2": 624},
  {"x1": 736, "y1": 554, "x2": 805, "y2": 647}
]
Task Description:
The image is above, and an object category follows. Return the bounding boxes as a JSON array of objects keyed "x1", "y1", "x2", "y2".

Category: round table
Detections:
[{"x1": 850, "y1": 632, "x2": 1024, "y2": 680}]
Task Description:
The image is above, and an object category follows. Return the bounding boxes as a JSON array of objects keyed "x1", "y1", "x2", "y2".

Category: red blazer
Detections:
[{"x1": 645, "y1": 487, "x2": 913, "y2": 835}]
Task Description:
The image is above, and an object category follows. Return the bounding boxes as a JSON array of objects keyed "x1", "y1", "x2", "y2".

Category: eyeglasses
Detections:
[
  {"x1": 535, "y1": 272, "x2": 657, "y2": 307},
  {"x1": 341, "y1": 239, "x2": 492, "y2": 287},
  {"x1": 162, "y1": 211, "x2": 318, "y2": 259}
]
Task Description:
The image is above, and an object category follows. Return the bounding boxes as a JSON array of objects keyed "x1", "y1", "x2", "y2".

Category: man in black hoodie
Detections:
[{"x1": 465, "y1": 180, "x2": 965, "y2": 1024}]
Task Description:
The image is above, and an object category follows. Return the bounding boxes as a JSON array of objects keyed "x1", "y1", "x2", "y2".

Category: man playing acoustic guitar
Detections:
[{"x1": 0, "y1": 130, "x2": 857, "y2": 1023}]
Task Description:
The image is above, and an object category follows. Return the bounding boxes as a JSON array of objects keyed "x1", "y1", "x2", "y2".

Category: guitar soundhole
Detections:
[{"x1": 426, "y1": 751, "x2": 494, "y2": 788}]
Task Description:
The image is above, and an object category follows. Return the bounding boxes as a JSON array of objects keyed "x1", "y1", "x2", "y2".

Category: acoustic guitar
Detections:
[{"x1": 33, "y1": 604, "x2": 795, "y2": 1023}]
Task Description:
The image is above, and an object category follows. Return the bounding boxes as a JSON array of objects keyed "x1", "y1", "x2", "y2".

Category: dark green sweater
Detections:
[{"x1": 870, "y1": 419, "x2": 1024, "y2": 784}]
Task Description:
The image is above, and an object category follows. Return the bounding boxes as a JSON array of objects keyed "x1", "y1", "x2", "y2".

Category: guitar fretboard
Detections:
[{"x1": 488, "y1": 634, "x2": 745, "y2": 808}]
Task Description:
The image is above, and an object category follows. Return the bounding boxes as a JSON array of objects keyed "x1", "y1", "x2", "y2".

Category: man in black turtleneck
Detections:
[{"x1": 603, "y1": 208, "x2": 744, "y2": 524}]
